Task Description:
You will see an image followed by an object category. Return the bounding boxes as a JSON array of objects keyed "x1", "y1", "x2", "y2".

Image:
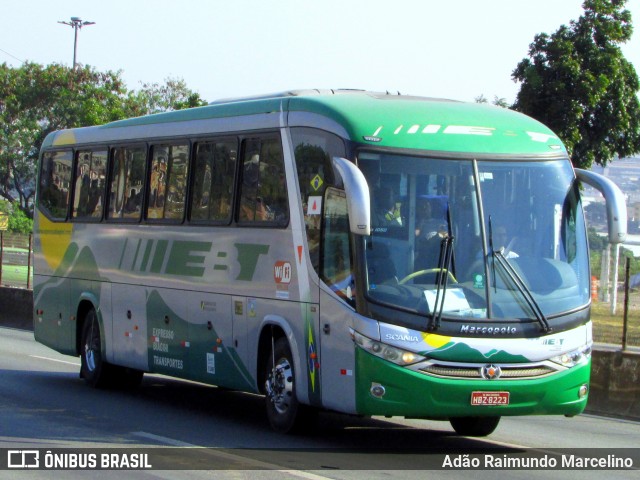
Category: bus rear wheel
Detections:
[
  {"x1": 80, "y1": 309, "x2": 143, "y2": 389},
  {"x1": 449, "y1": 416, "x2": 500, "y2": 437},
  {"x1": 264, "y1": 337, "x2": 314, "y2": 433},
  {"x1": 80, "y1": 309, "x2": 111, "y2": 388}
]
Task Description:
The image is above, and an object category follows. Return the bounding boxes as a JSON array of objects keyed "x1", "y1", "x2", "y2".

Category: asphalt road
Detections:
[{"x1": 1, "y1": 326, "x2": 638, "y2": 479}]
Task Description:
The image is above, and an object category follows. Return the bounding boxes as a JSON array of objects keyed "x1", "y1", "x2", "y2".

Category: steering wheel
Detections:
[{"x1": 399, "y1": 268, "x2": 457, "y2": 285}]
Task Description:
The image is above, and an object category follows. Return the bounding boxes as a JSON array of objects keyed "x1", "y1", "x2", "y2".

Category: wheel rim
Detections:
[
  {"x1": 266, "y1": 357, "x2": 293, "y2": 414},
  {"x1": 85, "y1": 348, "x2": 96, "y2": 372}
]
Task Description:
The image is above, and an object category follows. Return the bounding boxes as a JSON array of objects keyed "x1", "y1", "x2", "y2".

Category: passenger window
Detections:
[
  {"x1": 191, "y1": 140, "x2": 237, "y2": 223},
  {"x1": 39, "y1": 150, "x2": 72, "y2": 219},
  {"x1": 238, "y1": 137, "x2": 288, "y2": 226},
  {"x1": 147, "y1": 143, "x2": 189, "y2": 221},
  {"x1": 72, "y1": 150, "x2": 107, "y2": 220},
  {"x1": 108, "y1": 146, "x2": 146, "y2": 220}
]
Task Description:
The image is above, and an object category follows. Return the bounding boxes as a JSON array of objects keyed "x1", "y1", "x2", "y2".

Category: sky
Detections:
[{"x1": 1, "y1": 0, "x2": 640, "y2": 104}]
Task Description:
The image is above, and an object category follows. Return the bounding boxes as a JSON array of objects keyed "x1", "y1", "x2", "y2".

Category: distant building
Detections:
[{"x1": 587, "y1": 156, "x2": 640, "y2": 251}]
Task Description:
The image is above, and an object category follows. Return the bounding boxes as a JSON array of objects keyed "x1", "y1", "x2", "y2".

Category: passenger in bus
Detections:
[
  {"x1": 75, "y1": 162, "x2": 90, "y2": 215},
  {"x1": 414, "y1": 198, "x2": 449, "y2": 271},
  {"x1": 415, "y1": 198, "x2": 446, "y2": 240},
  {"x1": 270, "y1": 172, "x2": 289, "y2": 223},
  {"x1": 150, "y1": 161, "x2": 166, "y2": 208},
  {"x1": 86, "y1": 170, "x2": 102, "y2": 215},
  {"x1": 374, "y1": 187, "x2": 403, "y2": 226},
  {"x1": 124, "y1": 188, "x2": 140, "y2": 213}
]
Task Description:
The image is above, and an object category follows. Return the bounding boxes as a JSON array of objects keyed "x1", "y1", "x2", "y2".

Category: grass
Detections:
[
  {"x1": 590, "y1": 291, "x2": 640, "y2": 347},
  {"x1": 0, "y1": 244, "x2": 32, "y2": 288},
  {"x1": 0, "y1": 264, "x2": 32, "y2": 288}
]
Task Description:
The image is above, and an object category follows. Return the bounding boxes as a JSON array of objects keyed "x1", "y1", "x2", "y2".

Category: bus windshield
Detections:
[{"x1": 360, "y1": 152, "x2": 590, "y2": 323}]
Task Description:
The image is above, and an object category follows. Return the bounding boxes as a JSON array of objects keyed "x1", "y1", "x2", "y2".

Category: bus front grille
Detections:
[{"x1": 415, "y1": 363, "x2": 557, "y2": 380}]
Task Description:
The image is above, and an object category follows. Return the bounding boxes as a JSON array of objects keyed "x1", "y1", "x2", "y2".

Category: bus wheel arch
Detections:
[
  {"x1": 258, "y1": 323, "x2": 316, "y2": 433},
  {"x1": 78, "y1": 302, "x2": 143, "y2": 389},
  {"x1": 257, "y1": 324, "x2": 287, "y2": 395}
]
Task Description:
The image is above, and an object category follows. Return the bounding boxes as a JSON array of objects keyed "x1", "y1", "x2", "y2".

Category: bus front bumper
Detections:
[{"x1": 355, "y1": 348, "x2": 590, "y2": 419}]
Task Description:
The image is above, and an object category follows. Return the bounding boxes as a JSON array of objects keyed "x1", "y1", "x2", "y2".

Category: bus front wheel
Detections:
[
  {"x1": 264, "y1": 337, "x2": 314, "y2": 433},
  {"x1": 449, "y1": 416, "x2": 500, "y2": 437}
]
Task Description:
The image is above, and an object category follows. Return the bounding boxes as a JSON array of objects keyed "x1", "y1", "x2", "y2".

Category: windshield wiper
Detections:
[
  {"x1": 428, "y1": 233, "x2": 454, "y2": 331},
  {"x1": 492, "y1": 249, "x2": 552, "y2": 333}
]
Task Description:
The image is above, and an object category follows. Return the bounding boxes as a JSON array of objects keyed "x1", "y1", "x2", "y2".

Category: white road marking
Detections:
[
  {"x1": 30, "y1": 355, "x2": 80, "y2": 366},
  {"x1": 130, "y1": 431, "x2": 332, "y2": 479},
  {"x1": 131, "y1": 431, "x2": 196, "y2": 447}
]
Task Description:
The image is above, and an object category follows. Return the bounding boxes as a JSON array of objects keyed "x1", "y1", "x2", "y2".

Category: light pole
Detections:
[{"x1": 58, "y1": 17, "x2": 95, "y2": 69}]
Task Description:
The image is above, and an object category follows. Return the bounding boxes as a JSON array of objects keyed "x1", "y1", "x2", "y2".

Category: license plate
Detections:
[{"x1": 471, "y1": 391, "x2": 510, "y2": 406}]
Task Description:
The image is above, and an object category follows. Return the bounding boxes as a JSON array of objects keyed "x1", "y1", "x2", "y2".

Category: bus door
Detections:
[{"x1": 319, "y1": 187, "x2": 358, "y2": 414}]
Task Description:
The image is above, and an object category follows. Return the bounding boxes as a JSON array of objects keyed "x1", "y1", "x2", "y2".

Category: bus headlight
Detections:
[
  {"x1": 550, "y1": 344, "x2": 592, "y2": 368},
  {"x1": 352, "y1": 331, "x2": 425, "y2": 366}
]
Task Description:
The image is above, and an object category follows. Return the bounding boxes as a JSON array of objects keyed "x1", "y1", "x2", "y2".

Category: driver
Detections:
[{"x1": 492, "y1": 226, "x2": 519, "y2": 258}]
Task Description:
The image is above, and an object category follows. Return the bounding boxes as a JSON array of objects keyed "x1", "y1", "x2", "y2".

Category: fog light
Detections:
[
  {"x1": 578, "y1": 384, "x2": 588, "y2": 399},
  {"x1": 370, "y1": 383, "x2": 386, "y2": 398}
]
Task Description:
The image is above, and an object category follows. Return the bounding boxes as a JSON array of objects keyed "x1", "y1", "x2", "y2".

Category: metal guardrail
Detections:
[{"x1": 591, "y1": 257, "x2": 640, "y2": 348}]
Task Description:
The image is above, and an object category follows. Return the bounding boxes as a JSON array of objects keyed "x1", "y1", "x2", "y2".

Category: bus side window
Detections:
[
  {"x1": 107, "y1": 146, "x2": 146, "y2": 220},
  {"x1": 291, "y1": 127, "x2": 345, "y2": 276},
  {"x1": 238, "y1": 137, "x2": 288, "y2": 226},
  {"x1": 72, "y1": 150, "x2": 107, "y2": 220},
  {"x1": 191, "y1": 140, "x2": 237, "y2": 223},
  {"x1": 322, "y1": 188, "x2": 354, "y2": 306},
  {"x1": 147, "y1": 143, "x2": 189, "y2": 221},
  {"x1": 39, "y1": 150, "x2": 72, "y2": 220}
]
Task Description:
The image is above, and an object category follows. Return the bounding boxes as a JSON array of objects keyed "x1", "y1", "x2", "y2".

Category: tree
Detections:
[
  {"x1": 474, "y1": 94, "x2": 509, "y2": 107},
  {"x1": 129, "y1": 77, "x2": 207, "y2": 115},
  {"x1": 512, "y1": 0, "x2": 640, "y2": 169},
  {"x1": 0, "y1": 199, "x2": 32, "y2": 234}
]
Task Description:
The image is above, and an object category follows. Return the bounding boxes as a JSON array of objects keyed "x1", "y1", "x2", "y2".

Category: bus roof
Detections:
[{"x1": 45, "y1": 89, "x2": 566, "y2": 156}]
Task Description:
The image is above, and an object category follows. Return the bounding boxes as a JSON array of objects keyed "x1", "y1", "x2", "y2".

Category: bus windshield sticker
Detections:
[
  {"x1": 307, "y1": 196, "x2": 322, "y2": 215},
  {"x1": 310, "y1": 174, "x2": 324, "y2": 191}
]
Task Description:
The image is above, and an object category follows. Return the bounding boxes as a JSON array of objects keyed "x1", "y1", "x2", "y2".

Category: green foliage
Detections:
[
  {"x1": 512, "y1": 0, "x2": 640, "y2": 169},
  {"x1": 588, "y1": 226, "x2": 608, "y2": 251},
  {"x1": 128, "y1": 78, "x2": 208, "y2": 115},
  {"x1": 0, "y1": 199, "x2": 32, "y2": 233},
  {"x1": 7, "y1": 204, "x2": 32, "y2": 234},
  {"x1": 474, "y1": 94, "x2": 509, "y2": 107}
]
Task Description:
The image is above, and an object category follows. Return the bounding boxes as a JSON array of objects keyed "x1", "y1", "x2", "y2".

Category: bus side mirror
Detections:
[
  {"x1": 575, "y1": 168, "x2": 627, "y2": 244},
  {"x1": 332, "y1": 157, "x2": 371, "y2": 235}
]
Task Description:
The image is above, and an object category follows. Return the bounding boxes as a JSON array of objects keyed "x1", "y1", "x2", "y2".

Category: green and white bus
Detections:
[{"x1": 33, "y1": 90, "x2": 626, "y2": 436}]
